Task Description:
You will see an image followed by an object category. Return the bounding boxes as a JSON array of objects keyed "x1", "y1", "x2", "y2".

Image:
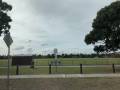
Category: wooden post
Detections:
[
  {"x1": 80, "y1": 64, "x2": 83, "y2": 74},
  {"x1": 112, "y1": 64, "x2": 116, "y2": 73},
  {"x1": 49, "y1": 64, "x2": 51, "y2": 74},
  {"x1": 16, "y1": 65, "x2": 19, "y2": 75}
]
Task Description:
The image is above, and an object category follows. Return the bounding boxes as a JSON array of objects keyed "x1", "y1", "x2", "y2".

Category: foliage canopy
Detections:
[
  {"x1": 85, "y1": 1, "x2": 120, "y2": 53},
  {"x1": 0, "y1": 0, "x2": 12, "y2": 36}
]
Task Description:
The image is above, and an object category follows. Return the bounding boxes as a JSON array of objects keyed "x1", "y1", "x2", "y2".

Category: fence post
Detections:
[
  {"x1": 49, "y1": 64, "x2": 51, "y2": 74},
  {"x1": 112, "y1": 64, "x2": 116, "y2": 73},
  {"x1": 16, "y1": 65, "x2": 19, "y2": 75},
  {"x1": 80, "y1": 64, "x2": 83, "y2": 74}
]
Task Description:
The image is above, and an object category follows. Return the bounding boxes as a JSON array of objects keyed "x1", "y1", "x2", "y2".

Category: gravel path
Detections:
[{"x1": 1, "y1": 74, "x2": 120, "y2": 79}]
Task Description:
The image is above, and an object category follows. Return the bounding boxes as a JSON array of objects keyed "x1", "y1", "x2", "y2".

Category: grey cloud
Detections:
[
  {"x1": 14, "y1": 46, "x2": 25, "y2": 51},
  {"x1": 30, "y1": 0, "x2": 111, "y2": 21},
  {"x1": 2, "y1": 0, "x2": 113, "y2": 55},
  {"x1": 28, "y1": 0, "x2": 113, "y2": 51}
]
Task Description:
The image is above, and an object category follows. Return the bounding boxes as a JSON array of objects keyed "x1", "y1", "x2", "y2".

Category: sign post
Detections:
[
  {"x1": 54, "y1": 48, "x2": 58, "y2": 73},
  {"x1": 7, "y1": 46, "x2": 10, "y2": 90},
  {"x1": 3, "y1": 33, "x2": 13, "y2": 90}
]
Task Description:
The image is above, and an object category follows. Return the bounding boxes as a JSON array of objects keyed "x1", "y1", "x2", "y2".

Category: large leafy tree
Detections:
[
  {"x1": 0, "y1": 0, "x2": 12, "y2": 36},
  {"x1": 85, "y1": 1, "x2": 120, "y2": 53}
]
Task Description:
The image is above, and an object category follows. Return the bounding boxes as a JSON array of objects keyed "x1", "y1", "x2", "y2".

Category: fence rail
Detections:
[{"x1": 0, "y1": 64, "x2": 120, "y2": 75}]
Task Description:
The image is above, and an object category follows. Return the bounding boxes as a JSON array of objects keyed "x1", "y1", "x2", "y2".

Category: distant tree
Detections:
[
  {"x1": 0, "y1": 0, "x2": 12, "y2": 36},
  {"x1": 85, "y1": 1, "x2": 120, "y2": 53},
  {"x1": 94, "y1": 45, "x2": 105, "y2": 55}
]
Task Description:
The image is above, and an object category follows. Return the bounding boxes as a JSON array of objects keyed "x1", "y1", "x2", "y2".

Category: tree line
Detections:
[
  {"x1": 31, "y1": 53, "x2": 120, "y2": 58},
  {"x1": 0, "y1": 53, "x2": 120, "y2": 59}
]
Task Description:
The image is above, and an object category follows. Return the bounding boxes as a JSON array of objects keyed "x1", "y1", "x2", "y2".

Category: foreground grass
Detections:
[{"x1": 1, "y1": 78, "x2": 120, "y2": 90}]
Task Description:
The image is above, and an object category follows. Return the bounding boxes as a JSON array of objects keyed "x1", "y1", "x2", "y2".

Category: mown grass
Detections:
[
  {"x1": 1, "y1": 58, "x2": 120, "y2": 66},
  {"x1": 0, "y1": 58, "x2": 120, "y2": 75},
  {"x1": 35, "y1": 58, "x2": 120, "y2": 66},
  {"x1": 0, "y1": 66, "x2": 118, "y2": 75}
]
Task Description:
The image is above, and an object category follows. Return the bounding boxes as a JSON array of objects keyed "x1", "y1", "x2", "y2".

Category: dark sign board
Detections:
[{"x1": 12, "y1": 56, "x2": 33, "y2": 66}]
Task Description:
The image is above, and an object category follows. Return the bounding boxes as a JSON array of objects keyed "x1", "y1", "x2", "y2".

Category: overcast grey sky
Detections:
[{"x1": 0, "y1": 0, "x2": 113, "y2": 55}]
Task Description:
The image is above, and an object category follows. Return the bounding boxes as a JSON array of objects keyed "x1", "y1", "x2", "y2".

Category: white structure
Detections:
[{"x1": 54, "y1": 48, "x2": 58, "y2": 60}]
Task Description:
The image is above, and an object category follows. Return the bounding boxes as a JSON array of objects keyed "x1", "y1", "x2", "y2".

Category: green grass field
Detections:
[
  {"x1": 1, "y1": 58, "x2": 120, "y2": 66},
  {"x1": 0, "y1": 58, "x2": 120, "y2": 75},
  {"x1": 35, "y1": 58, "x2": 120, "y2": 66}
]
